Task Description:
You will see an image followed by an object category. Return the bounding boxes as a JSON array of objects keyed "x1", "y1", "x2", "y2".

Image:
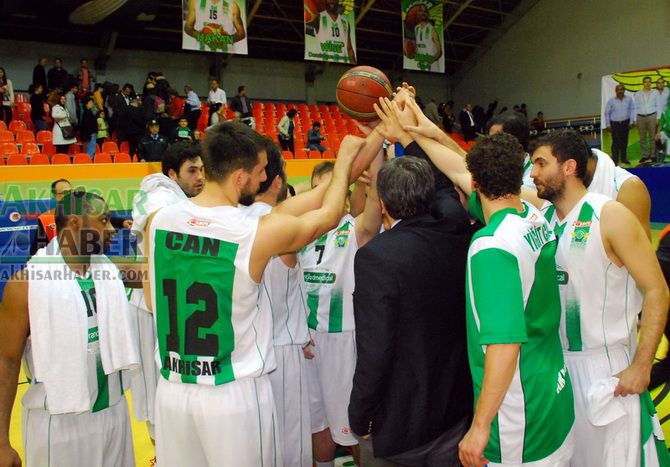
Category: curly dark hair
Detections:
[
  {"x1": 534, "y1": 129, "x2": 590, "y2": 181},
  {"x1": 466, "y1": 133, "x2": 524, "y2": 199}
]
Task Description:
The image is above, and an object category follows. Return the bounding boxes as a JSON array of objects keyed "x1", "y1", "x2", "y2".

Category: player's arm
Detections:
[
  {"x1": 346, "y1": 24, "x2": 356, "y2": 64},
  {"x1": 142, "y1": 211, "x2": 160, "y2": 312},
  {"x1": 349, "y1": 171, "x2": 370, "y2": 218},
  {"x1": 231, "y1": 2, "x2": 246, "y2": 42},
  {"x1": 601, "y1": 201, "x2": 670, "y2": 395},
  {"x1": 0, "y1": 272, "x2": 29, "y2": 466},
  {"x1": 430, "y1": 27, "x2": 442, "y2": 63},
  {"x1": 250, "y1": 137, "x2": 361, "y2": 282},
  {"x1": 184, "y1": 0, "x2": 198, "y2": 37},
  {"x1": 349, "y1": 245, "x2": 399, "y2": 436},
  {"x1": 617, "y1": 177, "x2": 651, "y2": 239},
  {"x1": 459, "y1": 343, "x2": 520, "y2": 467},
  {"x1": 355, "y1": 150, "x2": 383, "y2": 248}
]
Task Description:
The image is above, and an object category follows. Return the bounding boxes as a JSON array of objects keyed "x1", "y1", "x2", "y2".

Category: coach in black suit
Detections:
[
  {"x1": 349, "y1": 157, "x2": 473, "y2": 466},
  {"x1": 459, "y1": 103, "x2": 477, "y2": 141}
]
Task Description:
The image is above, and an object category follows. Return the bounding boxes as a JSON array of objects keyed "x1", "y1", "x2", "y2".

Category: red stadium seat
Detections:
[
  {"x1": 94, "y1": 153, "x2": 113, "y2": 164},
  {"x1": 8, "y1": 120, "x2": 27, "y2": 133},
  {"x1": 16, "y1": 130, "x2": 35, "y2": 143},
  {"x1": 41, "y1": 142, "x2": 56, "y2": 156},
  {"x1": 21, "y1": 142, "x2": 41, "y2": 155},
  {"x1": 0, "y1": 121, "x2": 6, "y2": 132},
  {"x1": 113, "y1": 153, "x2": 132, "y2": 163},
  {"x1": 36, "y1": 131, "x2": 52, "y2": 144},
  {"x1": 51, "y1": 153, "x2": 71, "y2": 164},
  {"x1": 281, "y1": 151, "x2": 293, "y2": 160},
  {"x1": 0, "y1": 131, "x2": 13, "y2": 142},
  {"x1": 6, "y1": 155, "x2": 27, "y2": 165},
  {"x1": 73, "y1": 153, "x2": 93, "y2": 164},
  {"x1": 308, "y1": 150, "x2": 322, "y2": 159},
  {"x1": 1, "y1": 142, "x2": 18, "y2": 155},
  {"x1": 119, "y1": 141, "x2": 130, "y2": 154},
  {"x1": 102, "y1": 141, "x2": 119, "y2": 154},
  {"x1": 29, "y1": 154, "x2": 50, "y2": 165},
  {"x1": 322, "y1": 150, "x2": 335, "y2": 159},
  {"x1": 68, "y1": 143, "x2": 83, "y2": 155}
]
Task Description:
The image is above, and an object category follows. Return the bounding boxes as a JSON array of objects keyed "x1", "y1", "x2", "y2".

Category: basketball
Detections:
[
  {"x1": 336, "y1": 66, "x2": 393, "y2": 122},
  {"x1": 405, "y1": 5, "x2": 421, "y2": 30},
  {"x1": 404, "y1": 38, "x2": 416, "y2": 58},
  {"x1": 304, "y1": 0, "x2": 326, "y2": 23}
]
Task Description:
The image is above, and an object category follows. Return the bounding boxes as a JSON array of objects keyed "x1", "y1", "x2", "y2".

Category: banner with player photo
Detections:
[
  {"x1": 402, "y1": 0, "x2": 444, "y2": 73},
  {"x1": 304, "y1": 0, "x2": 357, "y2": 64},
  {"x1": 182, "y1": 0, "x2": 248, "y2": 55}
]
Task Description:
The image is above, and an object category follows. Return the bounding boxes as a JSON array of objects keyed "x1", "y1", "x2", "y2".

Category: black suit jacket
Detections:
[
  {"x1": 459, "y1": 109, "x2": 476, "y2": 140},
  {"x1": 349, "y1": 214, "x2": 473, "y2": 459}
]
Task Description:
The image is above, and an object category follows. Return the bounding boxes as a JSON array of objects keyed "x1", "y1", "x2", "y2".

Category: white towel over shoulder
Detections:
[{"x1": 27, "y1": 239, "x2": 140, "y2": 414}]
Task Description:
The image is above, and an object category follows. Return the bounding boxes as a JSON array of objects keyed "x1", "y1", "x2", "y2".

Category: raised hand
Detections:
[
  {"x1": 373, "y1": 97, "x2": 408, "y2": 143},
  {"x1": 402, "y1": 98, "x2": 442, "y2": 141}
]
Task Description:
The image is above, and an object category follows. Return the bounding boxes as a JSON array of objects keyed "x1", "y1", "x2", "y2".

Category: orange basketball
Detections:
[
  {"x1": 304, "y1": 0, "x2": 326, "y2": 23},
  {"x1": 336, "y1": 66, "x2": 393, "y2": 122},
  {"x1": 403, "y1": 39, "x2": 416, "y2": 58},
  {"x1": 405, "y1": 5, "x2": 421, "y2": 30}
]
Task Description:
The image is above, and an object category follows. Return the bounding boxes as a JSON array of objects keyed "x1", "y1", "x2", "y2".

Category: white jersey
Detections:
[
  {"x1": 316, "y1": 11, "x2": 349, "y2": 47},
  {"x1": 588, "y1": 148, "x2": 635, "y2": 199},
  {"x1": 299, "y1": 214, "x2": 358, "y2": 333},
  {"x1": 149, "y1": 200, "x2": 275, "y2": 385},
  {"x1": 412, "y1": 21, "x2": 443, "y2": 72},
  {"x1": 195, "y1": 0, "x2": 236, "y2": 37},
  {"x1": 542, "y1": 192, "x2": 642, "y2": 352},
  {"x1": 244, "y1": 202, "x2": 311, "y2": 346},
  {"x1": 522, "y1": 153, "x2": 535, "y2": 190}
]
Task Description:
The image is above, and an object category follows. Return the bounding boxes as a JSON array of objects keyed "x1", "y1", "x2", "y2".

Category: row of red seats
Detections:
[
  {"x1": 0, "y1": 129, "x2": 52, "y2": 144},
  {"x1": 281, "y1": 150, "x2": 335, "y2": 160},
  {"x1": 1, "y1": 152, "x2": 134, "y2": 166}
]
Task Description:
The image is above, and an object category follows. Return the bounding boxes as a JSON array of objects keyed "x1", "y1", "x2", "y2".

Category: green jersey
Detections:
[{"x1": 465, "y1": 202, "x2": 574, "y2": 463}]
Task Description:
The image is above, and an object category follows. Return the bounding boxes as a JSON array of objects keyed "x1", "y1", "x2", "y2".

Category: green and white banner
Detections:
[
  {"x1": 402, "y1": 0, "x2": 444, "y2": 73},
  {"x1": 182, "y1": 0, "x2": 248, "y2": 54},
  {"x1": 304, "y1": 0, "x2": 357, "y2": 64}
]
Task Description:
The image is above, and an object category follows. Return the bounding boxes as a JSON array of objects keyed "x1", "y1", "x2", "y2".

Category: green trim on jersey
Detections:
[{"x1": 154, "y1": 229, "x2": 238, "y2": 385}]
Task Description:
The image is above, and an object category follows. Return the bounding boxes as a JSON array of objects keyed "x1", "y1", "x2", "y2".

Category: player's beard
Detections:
[{"x1": 535, "y1": 172, "x2": 565, "y2": 202}]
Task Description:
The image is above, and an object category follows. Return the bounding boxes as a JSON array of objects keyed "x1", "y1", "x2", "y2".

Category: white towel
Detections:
[
  {"x1": 585, "y1": 376, "x2": 627, "y2": 426},
  {"x1": 588, "y1": 149, "x2": 618, "y2": 199},
  {"x1": 27, "y1": 238, "x2": 140, "y2": 414}
]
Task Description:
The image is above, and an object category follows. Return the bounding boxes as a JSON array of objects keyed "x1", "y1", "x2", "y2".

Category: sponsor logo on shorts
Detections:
[
  {"x1": 341, "y1": 426, "x2": 351, "y2": 435},
  {"x1": 9, "y1": 212, "x2": 20, "y2": 222},
  {"x1": 187, "y1": 218, "x2": 211, "y2": 227}
]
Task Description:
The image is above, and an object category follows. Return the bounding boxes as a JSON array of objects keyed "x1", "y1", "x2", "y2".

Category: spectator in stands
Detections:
[
  {"x1": 307, "y1": 121, "x2": 328, "y2": 153},
  {"x1": 80, "y1": 97, "x2": 98, "y2": 158},
  {"x1": 183, "y1": 85, "x2": 201, "y2": 131},
  {"x1": 153, "y1": 71, "x2": 170, "y2": 102},
  {"x1": 30, "y1": 84, "x2": 48, "y2": 133},
  {"x1": 520, "y1": 103, "x2": 528, "y2": 117},
  {"x1": 635, "y1": 76, "x2": 660, "y2": 163},
  {"x1": 485, "y1": 99, "x2": 499, "y2": 122},
  {"x1": 532, "y1": 111, "x2": 546, "y2": 133},
  {"x1": 423, "y1": 98, "x2": 441, "y2": 125},
  {"x1": 46, "y1": 87, "x2": 60, "y2": 109},
  {"x1": 209, "y1": 104, "x2": 227, "y2": 126},
  {"x1": 97, "y1": 110, "x2": 109, "y2": 146},
  {"x1": 229, "y1": 85, "x2": 255, "y2": 128},
  {"x1": 64, "y1": 83, "x2": 79, "y2": 127},
  {"x1": 111, "y1": 83, "x2": 134, "y2": 144},
  {"x1": 137, "y1": 119, "x2": 169, "y2": 162},
  {"x1": 47, "y1": 58, "x2": 68, "y2": 91},
  {"x1": 51, "y1": 94, "x2": 77, "y2": 153},
  {"x1": 657, "y1": 78, "x2": 669, "y2": 115},
  {"x1": 143, "y1": 72, "x2": 157, "y2": 96},
  {"x1": 459, "y1": 103, "x2": 477, "y2": 141},
  {"x1": 163, "y1": 88, "x2": 184, "y2": 138},
  {"x1": 32, "y1": 57, "x2": 48, "y2": 89},
  {"x1": 141, "y1": 83, "x2": 159, "y2": 123},
  {"x1": 92, "y1": 83, "x2": 104, "y2": 113},
  {"x1": 439, "y1": 101, "x2": 455, "y2": 133},
  {"x1": 125, "y1": 98, "x2": 146, "y2": 158},
  {"x1": 277, "y1": 108, "x2": 298, "y2": 154},
  {"x1": 207, "y1": 78, "x2": 227, "y2": 124},
  {"x1": 77, "y1": 58, "x2": 96, "y2": 93},
  {"x1": 0, "y1": 67, "x2": 14, "y2": 125},
  {"x1": 173, "y1": 117, "x2": 194, "y2": 143},
  {"x1": 605, "y1": 85, "x2": 635, "y2": 165}
]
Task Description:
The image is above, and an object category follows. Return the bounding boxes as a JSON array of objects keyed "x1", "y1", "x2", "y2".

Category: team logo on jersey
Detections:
[
  {"x1": 9, "y1": 212, "x2": 20, "y2": 222},
  {"x1": 187, "y1": 218, "x2": 211, "y2": 227},
  {"x1": 556, "y1": 270, "x2": 569, "y2": 285},
  {"x1": 334, "y1": 223, "x2": 351, "y2": 247},
  {"x1": 47, "y1": 222, "x2": 56, "y2": 233}
]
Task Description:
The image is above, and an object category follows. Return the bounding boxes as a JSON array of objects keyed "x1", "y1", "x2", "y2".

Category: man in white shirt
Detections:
[
  {"x1": 207, "y1": 79, "x2": 227, "y2": 124},
  {"x1": 656, "y1": 78, "x2": 669, "y2": 115},
  {"x1": 634, "y1": 76, "x2": 660, "y2": 163}
]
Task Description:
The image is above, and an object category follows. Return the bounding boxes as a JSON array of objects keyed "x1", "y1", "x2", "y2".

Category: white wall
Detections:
[
  {"x1": 0, "y1": 38, "x2": 450, "y2": 104},
  {"x1": 452, "y1": 0, "x2": 670, "y2": 119}
]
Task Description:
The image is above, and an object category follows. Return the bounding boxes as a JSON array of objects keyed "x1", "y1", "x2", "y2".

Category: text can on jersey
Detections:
[
  {"x1": 182, "y1": 0, "x2": 249, "y2": 55},
  {"x1": 401, "y1": 0, "x2": 445, "y2": 73},
  {"x1": 304, "y1": 0, "x2": 357, "y2": 64}
]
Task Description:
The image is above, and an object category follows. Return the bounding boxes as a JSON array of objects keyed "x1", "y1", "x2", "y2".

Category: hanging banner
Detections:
[
  {"x1": 402, "y1": 0, "x2": 444, "y2": 73},
  {"x1": 304, "y1": 0, "x2": 357, "y2": 64},
  {"x1": 182, "y1": 0, "x2": 248, "y2": 54}
]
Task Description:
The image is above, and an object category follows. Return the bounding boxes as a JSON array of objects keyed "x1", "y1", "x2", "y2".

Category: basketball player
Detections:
[
  {"x1": 459, "y1": 133, "x2": 574, "y2": 467},
  {"x1": 306, "y1": 0, "x2": 356, "y2": 64},
  {"x1": 184, "y1": 0, "x2": 246, "y2": 53},
  {"x1": 144, "y1": 123, "x2": 364, "y2": 467},
  {"x1": 531, "y1": 130, "x2": 669, "y2": 466},
  {"x1": 0, "y1": 191, "x2": 139, "y2": 467},
  {"x1": 242, "y1": 140, "x2": 313, "y2": 467},
  {"x1": 412, "y1": 4, "x2": 443, "y2": 72},
  {"x1": 299, "y1": 152, "x2": 383, "y2": 467},
  {"x1": 128, "y1": 142, "x2": 204, "y2": 439}
]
